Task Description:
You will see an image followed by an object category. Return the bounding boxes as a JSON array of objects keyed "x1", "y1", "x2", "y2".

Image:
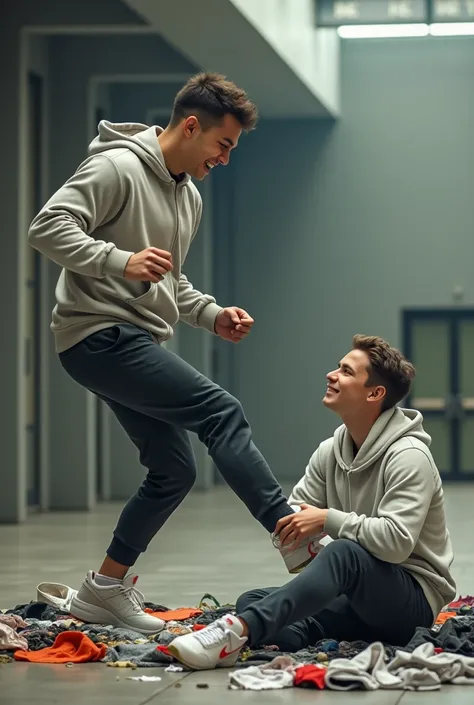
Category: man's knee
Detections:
[
  {"x1": 236, "y1": 588, "x2": 274, "y2": 614},
  {"x1": 145, "y1": 459, "x2": 197, "y2": 496},
  {"x1": 321, "y1": 538, "x2": 371, "y2": 564}
]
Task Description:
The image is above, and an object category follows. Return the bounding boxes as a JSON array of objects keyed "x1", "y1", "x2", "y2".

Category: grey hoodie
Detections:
[
  {"x1": 289, "y1": 407, "x2": 456, "y2": 619},
  {"x1": 28, "y1": 121, "x2": 223, "y2": 352}
]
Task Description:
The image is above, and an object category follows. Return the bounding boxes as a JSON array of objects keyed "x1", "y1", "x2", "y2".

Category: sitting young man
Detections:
[{"x1": 168, "y1": 335, "x2": 456, "y2": 670}]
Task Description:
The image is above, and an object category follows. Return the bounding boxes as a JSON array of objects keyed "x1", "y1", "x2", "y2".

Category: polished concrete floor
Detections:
[{"x1": 1, "y1": 484, "x2": 473, "y2": 703}]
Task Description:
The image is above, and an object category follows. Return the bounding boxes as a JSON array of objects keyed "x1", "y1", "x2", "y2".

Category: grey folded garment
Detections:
[
  {"x1": 325, "y1": 641, "x2": 402, "y2": 691},
  {"x1": 388, "y1": 642, "x2": 474, "y2": 687},
  {"x1": 326, "y1": 641, "x2": 474, "y2": 691}
]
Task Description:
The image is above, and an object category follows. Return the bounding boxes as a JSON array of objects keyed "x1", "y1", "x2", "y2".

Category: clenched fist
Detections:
[{"x1": 125, "y1": 247, "x2": 173, "y2": 283}]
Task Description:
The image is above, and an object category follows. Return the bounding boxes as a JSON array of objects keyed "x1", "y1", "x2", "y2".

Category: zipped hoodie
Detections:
[
  {"x1": 28, "y1": 121, "x2": 223, "y2": 352},
  {"x1": 289, "y1": 407, "x2": 456, "y2": 619}
]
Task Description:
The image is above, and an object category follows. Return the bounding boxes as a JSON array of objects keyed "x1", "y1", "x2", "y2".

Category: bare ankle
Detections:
[{"x1": 98, "y1": 556, "x2": 129, "y2": 580}]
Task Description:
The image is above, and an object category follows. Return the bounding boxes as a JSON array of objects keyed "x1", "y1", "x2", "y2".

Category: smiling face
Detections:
[
  {"x1": 181, "y1": 113, "x2": 241, "y2": 180},
  {"x1": 323, "y1": 349, "x2": 386, "y2": 416}
]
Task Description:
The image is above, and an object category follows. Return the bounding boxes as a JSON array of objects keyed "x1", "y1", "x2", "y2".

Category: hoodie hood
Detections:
[
  {"x1": 88, "y1": 120, "x2": 189, "y2": 185},
  {"x1": 334, "y1": 407, "x2": 431, "y2": 472}
]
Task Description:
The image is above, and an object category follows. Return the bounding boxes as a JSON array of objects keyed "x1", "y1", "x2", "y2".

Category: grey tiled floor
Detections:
[{"x1": 0, "y1": 484, "x2": 473, "y2": 703}]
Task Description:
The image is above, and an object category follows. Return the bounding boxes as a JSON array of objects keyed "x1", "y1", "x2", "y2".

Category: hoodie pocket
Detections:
[{"x1": 126, "y1": 282, "x2": 158, "y2": 311}]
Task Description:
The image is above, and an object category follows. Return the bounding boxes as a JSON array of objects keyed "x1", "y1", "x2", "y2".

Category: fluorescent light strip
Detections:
[
  {"x1": 337, "y1": 24, "x2": 429, "y2": 38},
  {"x1": 430, "y1": 23, "x2": 474, "y2": 36},
  {"x1": 337, "y1": 23, "x2": 474, "y2": 39}
]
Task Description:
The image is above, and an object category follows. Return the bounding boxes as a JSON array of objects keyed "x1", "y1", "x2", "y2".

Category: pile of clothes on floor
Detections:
[{"x1": 1, "y1": 587, "x2": 474, "y2": 692}]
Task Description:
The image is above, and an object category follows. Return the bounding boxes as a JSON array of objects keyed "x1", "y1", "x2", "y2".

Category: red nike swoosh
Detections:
[{"x1": 220, "y1": 644, "x2": 242, "y2": 659}]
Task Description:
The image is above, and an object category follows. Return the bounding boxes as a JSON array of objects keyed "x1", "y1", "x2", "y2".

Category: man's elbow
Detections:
[{"x1": 381, "y1": 536, "x2": 415, "y2": 565}]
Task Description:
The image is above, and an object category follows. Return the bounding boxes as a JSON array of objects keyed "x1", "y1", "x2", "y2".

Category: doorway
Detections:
[
  {"x1": 25, "y1": 72, "x2": 43, "y2": 507},
  {"x1": 403, "y1": 308, "x2": 474, "y2": 481}
]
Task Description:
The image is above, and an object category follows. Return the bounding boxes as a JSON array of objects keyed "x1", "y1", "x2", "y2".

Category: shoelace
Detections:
[
  {"x1": 195, "y1": 621, "x2": 227, "y2": 648},
  {"x1": 123, "y1": 585, "x2": 146, "y2": 613}
]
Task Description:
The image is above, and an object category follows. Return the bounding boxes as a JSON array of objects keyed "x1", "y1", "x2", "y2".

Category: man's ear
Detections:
[
  {"x1": 368, "y1": 386, "x2": 386, "y2": 403},
  {"x1": 183, "y1": 115, "x2": 200, "y2": 138}
]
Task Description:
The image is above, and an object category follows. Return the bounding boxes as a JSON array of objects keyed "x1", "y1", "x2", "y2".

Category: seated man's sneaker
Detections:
[
  {"x1": 168, "y1": 614, "x2": 247, "y2": 670},
  {"x1": 69, "y1": 570, "x2": 165, "y2": 635}
]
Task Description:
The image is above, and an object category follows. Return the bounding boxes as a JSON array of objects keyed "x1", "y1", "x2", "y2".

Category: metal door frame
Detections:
[{"x1": 403, "y1": 307, "x2": 474, "y2": 482}]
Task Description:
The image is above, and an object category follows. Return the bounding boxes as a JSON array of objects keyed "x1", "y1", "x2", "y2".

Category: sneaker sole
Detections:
[
  {"x1": 167, "y1": 644, "x2": 238, "y2": 671},
  {"x1": 69, "y1": 596, "x2": 164, "y2": 635},
  {"x1": 287, "y1": 554, "x2": 315, "y2": 574}
]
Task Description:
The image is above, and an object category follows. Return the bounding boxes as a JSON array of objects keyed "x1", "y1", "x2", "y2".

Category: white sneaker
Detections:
[
  {"x1": 69, "y1": 571, "x2": 165, "y2": 635},
  {"x1": 36, "y1": 582, "x2": 78, "y2": 612},
  {"x1": 273, "y1": 507, "x2": 334, "y2": 573},
  {"x1": 168, "y1": 614, "x2": 247, "y2": 670},
  {"x1": 274, "y1": 531, "x2": 332, "y2": 573}
]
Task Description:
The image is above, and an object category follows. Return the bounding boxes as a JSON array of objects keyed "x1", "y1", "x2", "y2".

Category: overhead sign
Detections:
[
  {"x1": 316, "y1": 0, "x2": 429, "y2": 25},
  {"x1": 432, "y1": 0, "x2": 474, "y2": 21},
  {"x1": 316, "y1": 0, "x2": 474, "y2": 25}
]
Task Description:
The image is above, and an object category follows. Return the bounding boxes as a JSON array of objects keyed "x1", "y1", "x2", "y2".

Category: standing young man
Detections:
[
  {"x1": 168, "y1": 335, "x2": 456, "y2": 670},
  {"x1": 28, "y1": 73, "x2": 301, "y2": 634}
]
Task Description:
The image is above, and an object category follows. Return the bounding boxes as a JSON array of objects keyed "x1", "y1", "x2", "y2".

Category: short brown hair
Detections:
[
  {"x1": 169, "y1": 72, "x2": 258, "y2": 132},
  {"x1": 352, "y1": 335, "x2": 416, "y2": 411}
]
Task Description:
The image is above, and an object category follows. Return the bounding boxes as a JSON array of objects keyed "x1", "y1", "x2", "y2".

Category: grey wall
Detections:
[
  {"x1": 0, "y1": 0, "x2": 149, "y2": 521},
  {"x1": 229, "y1": 37, "x2": 474, "y2": 483}
]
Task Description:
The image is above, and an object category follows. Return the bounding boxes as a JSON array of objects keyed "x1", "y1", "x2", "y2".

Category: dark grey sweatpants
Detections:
[
  {"x1": 59, "y1": 323, "x2": 293, "y2": 566},
  {"x1": 236, "y1": 539, "x2": 434, "y2": 650}
]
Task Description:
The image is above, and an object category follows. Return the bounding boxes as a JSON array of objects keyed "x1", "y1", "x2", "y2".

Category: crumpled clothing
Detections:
[
  {"x1": 325, "y1": 640, "x2": 474, "y2": 692},
  {"x1": 388, "y1": 642, "x2": 474, "y2": 688},
  {"x1": 294, "y1": 664, "x2": 327, "y2": 689},
  {"x1": 21, "y1": 623, "x2": 73, "y2": 651},
  {"x1": 77, "y1": 624, "x2": 149, "y2": 645},
  {"x1": 325, "y1": 641, "x2": 397, "y2": 691},
  {"x1": 144, "y1": 607, "x2": 202, "y2": 621},
  {"x1": 238, "y1": 638, "x2": 385, "y2": 667},
  {"x1": 405, "y1": 616, "x2": 474, "y2": 656},
  {"x1": 14, "y1": 631, "x2": 106, "y2": 663},
  {"x1": 102, "y1": 642, "x2": 174, "y2": 667},
  {"x1": 6, "y1": 602, "x2": 68, "y2": 621},
  {"x1": 0, "y1": 614, "x2": 28, "y2": 630},
  {"x1": 0, "y1": 623, "x2": 29, "y2": 651},
  {"x1": 448, "y1": 596, "x2": 474, "y2": 609},
  {"x1": 435, "y1": 612, "x2": 457, "y2": 625},
  {"x1": 229, "y1": 656, "x2": 299, "y2": 691}
]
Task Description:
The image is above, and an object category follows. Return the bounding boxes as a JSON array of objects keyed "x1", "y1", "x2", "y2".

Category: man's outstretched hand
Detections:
[
  {"x1": 215, "y1": 307, "x2": 254, "y2": 343},
  {"x1": 275, "y1": 504, "x2": 329, "y2": 548}
]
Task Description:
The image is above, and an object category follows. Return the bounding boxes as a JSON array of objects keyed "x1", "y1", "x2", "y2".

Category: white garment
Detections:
[
  {"x1": 229, "y1": 655, "x2": 299, "y2": 691},
  {"x1": 326, "y1": 641, "x2": 474, "y2": 692}
]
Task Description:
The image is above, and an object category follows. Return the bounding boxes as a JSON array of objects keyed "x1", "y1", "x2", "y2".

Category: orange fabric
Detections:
[
  {"x1": 435, "y1": 611, "x2": 456, "y2": 625},
  {"x1": 193, "y1": 624, "x2": 206, "y2": 631},
  {"x1": 14, "y1": 631, "x2": 107, "y2": 663},
  {"x1": 144, "y1": 607, "x2": 202, "y2": 621}
]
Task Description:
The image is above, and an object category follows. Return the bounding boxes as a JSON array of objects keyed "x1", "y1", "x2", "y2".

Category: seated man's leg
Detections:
[
  {"x1": 238, "y1": 539, "x2": 434, "y2": 650},
  {"x1": 168, "y1": 539, "x2": 434, "y2": 669},
  {"x1": 236, "y1": 588, "x2": 322, "y2": 652}
]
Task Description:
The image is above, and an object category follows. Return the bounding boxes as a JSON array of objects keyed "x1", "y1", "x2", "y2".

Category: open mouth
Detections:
[
  {"x1": 326, "y1": 386, "x2": 339, "y2": 395},
  {"x1": 204, "y1": 160, "x2": 216, "y2": 172}
]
